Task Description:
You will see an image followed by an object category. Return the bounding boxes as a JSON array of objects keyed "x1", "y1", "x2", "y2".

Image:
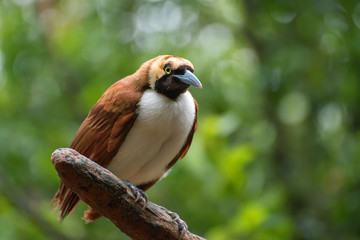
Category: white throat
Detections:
[{"x1": 106, "y1": 89, "x2": 196, "y2": 185}]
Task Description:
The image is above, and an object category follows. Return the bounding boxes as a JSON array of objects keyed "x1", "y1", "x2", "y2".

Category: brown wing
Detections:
[
  {"x1": 52, "y1": 82, "x2": 144, "y2": 221},
  {"x1": 71, "y1": 89, "x2": 141, "y2": 166}
]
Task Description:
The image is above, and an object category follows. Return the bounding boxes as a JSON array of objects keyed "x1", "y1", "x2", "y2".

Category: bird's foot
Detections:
[
  {"x1": 161, "y1": 207, "x2": 188, "y2": 237},
  {"x1": 123, "y1": 180, "x2": 148, "y2": 209}
]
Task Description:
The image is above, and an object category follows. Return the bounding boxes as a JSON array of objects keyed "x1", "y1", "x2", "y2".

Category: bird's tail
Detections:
[{"x1": 52, "y1": 182, "x2": 80, "y2": 221}]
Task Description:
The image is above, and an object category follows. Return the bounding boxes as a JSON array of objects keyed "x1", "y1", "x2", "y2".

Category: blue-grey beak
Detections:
[{"x1": 174, "y1": 70, "x2": 202, "y2": 88}]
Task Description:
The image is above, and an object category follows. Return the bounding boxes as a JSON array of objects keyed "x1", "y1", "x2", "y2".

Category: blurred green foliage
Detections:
[{"x1": 1, "y1": 0, "x2": 360, "y2": 239}]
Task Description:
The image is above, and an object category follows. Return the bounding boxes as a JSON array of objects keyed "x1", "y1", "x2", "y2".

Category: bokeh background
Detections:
[{"x1": 1, "y1": 0, "x2": 360, "y2": 239}]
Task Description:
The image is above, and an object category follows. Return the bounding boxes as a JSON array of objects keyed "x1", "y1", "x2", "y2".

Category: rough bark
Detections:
[{"x1": 51, "y1": 148, "x2": 205, "y2": 240}]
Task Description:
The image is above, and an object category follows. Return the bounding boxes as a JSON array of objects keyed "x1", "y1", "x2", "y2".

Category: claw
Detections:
[
  {"x1": 123, "y1": 180, "x2": 148, "y2": 209},
  {"x1": 161, "y1": 207, "x2": 188, "y2": 236}
]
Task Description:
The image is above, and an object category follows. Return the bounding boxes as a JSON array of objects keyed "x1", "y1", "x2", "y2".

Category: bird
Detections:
[{"x1": 52, "y1": 55, "x2": 202, "y2": 223}]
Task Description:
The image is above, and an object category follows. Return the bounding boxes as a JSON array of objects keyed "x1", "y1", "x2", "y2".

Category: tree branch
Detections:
[{"x1": 51, "y1": 148, "x2": 206, "y2": 240}]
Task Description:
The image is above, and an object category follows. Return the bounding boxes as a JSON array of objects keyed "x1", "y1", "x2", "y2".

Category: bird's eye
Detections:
[{"x1": 164, "y1": 66, "x2": 172, "y2": 75}]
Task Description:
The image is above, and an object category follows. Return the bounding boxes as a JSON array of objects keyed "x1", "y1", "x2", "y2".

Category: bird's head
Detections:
[{"x1": 148, "y1": 55, "x2": 202, "y2": 100}]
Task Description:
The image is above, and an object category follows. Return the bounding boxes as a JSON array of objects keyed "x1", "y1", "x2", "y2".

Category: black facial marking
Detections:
[
  {"x1": 155, "y1": 75, "x2": 189, "y2": 100},
  {"x1": 173, "y1": 68, "x2": 185, "y2": 76},
  {"x1": 163, "y1": 62, "x2": 172, "y2": 70}
]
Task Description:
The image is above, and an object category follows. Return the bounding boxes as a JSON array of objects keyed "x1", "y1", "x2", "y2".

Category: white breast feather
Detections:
[{"x1": 106, "y1": 89, "x2": 195, "y2": 186}]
